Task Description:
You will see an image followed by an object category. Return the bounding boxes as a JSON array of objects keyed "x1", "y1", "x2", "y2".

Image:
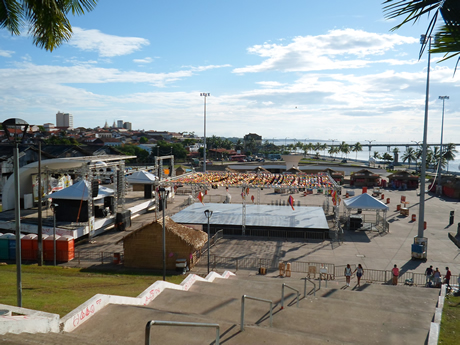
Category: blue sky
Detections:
[{"x1": 0, "y1": 0, "x2": 459, "y2": 143}]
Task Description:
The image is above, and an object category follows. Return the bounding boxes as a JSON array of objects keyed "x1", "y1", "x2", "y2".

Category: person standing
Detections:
[
  {"x1": 354, "y1": 264, "x2": 364, "y2": 287},
  {"x1": 425, "y1": 265, "x2": 433, "y2": 286},
  {"x1": 433, "y1": 268, "x2": 442, "y2": 287},
  {"x1": 392, "y1": 264, "x2": 399, "y2": 285},
  {"x1": 445, "y1": 267, "x2": 452, "y2": 289},
  {"x1": 344, "y1": 264, "x2": 352, "y2": 287}
]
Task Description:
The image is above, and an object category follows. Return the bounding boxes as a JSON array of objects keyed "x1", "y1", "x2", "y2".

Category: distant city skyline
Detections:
[{"x1": 0, "y1": 0, "x2": 459, "y2": 142}]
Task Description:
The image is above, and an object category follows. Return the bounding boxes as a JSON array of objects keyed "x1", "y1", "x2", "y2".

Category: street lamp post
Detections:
[
  {"x1": 204, "y1": 209, "x2": 213, "y2": 274},
  {"x1": 418, "y1": 34, "x2": 433, "y2": 242},
  {"x1": 158, "y1": 187, "x2": 169, "y2": 281},
  {"x1": 200, "y1": 93, "x2": 210, "y2": 173},
  {"x1": 2, "y1": 118, "x2": 29, "y2": 307},
  {"x1": 365, "y1": 140, "x2": 375, "y2": 159},
  {"x1": 411, "y1": 140, "x2": 422, "y2": 172},
  {"x1": 437, "y1": 96, "x2": 449, "y2": 194},
  {"x1": 52, "y1": 204, "x2": 58, "y2": 266}
]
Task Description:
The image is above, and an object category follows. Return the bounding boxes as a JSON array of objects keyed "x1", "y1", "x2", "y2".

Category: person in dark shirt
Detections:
[{"x1": 425, "y1": 265, "x2": 433, "y2": 286}]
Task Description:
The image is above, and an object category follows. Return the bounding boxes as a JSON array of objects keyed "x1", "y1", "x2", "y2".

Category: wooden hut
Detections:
[
  {"x1": 120, "y1": 217, "x2": 207, "y2": 270},
  {"x1": 175, "y1": 166, "x2": 186, "y2": 176},
  {"x1": 350, "y1": 169, "x2": 381, "y2": 187},
  {"x1": 388, "y1": 171, "x2": 419, "y2": 190},
  {"x1": 324, "y1": 168, "x2": 345, "y2": 185}
]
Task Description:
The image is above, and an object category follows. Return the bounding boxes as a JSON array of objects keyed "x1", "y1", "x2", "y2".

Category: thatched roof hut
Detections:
[{"x1": 120, "y1": 217, "x2": 207, "y2": 270}]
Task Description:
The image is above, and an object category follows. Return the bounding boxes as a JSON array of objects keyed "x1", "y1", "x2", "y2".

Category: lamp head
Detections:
[
  {"x1": 204, "y1": 209, "x2": 213, "y2": 218},
  {"x1": 2, "y1": 118, "x2": 29, "y2": 143}
]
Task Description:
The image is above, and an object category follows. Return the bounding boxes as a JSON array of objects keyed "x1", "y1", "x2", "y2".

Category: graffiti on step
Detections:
[
  {"x1": 72, "y1": 298, "x2": 101, "y2": 327},
  {"x1": 143, "y1": 288, "x2": 161, "y2": 305}
]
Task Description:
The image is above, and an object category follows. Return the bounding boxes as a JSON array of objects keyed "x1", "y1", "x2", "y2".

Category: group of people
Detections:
[
  {"x1": 344, "y1": 264, "x2": 364, "y2": 287},
  {"x1": 425, "y1": 266, "x2": 452, "y2": 288},
  {"x1": 344, "y1": 264, "x2": 456, "y2": 288}
]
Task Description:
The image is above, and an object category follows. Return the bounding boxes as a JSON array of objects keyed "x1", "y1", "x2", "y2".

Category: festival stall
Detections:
[
  {"x1": 387, "y1": 171, "x2": 419, "y2": 190},
  {"x1": 350, "y1": 169, "x2": 381, "y2": 187}
]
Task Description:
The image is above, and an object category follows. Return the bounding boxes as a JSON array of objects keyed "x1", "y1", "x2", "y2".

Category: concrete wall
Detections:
[{"x1": 0, "y1": 304, "x2": 59, "y2": 335}]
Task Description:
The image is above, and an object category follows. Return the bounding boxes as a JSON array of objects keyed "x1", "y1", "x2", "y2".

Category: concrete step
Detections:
[
  {"x1": 72, "y1": 303, "x2": 338, "y2": 345},
  {"x1": 0, "y1": 331, "x2": 113, "y2": 345}
]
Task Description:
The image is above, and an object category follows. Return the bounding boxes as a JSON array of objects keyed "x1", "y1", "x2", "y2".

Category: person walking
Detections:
[
  {"x1": 392, "y1": 264, "x2": 399, "y2": 285},
  {"x1": 354, "y1": 264, "x2": 364, "y2": 287},
  {"x1": 344, "y1": 264, "x2": 352, "y2": 287},
  {"x1": 425, "y1": 265, "x2": 433, "y2": 286},
  {"x1": 445, "y1": 267, "x2": 452, "y2": 289}
]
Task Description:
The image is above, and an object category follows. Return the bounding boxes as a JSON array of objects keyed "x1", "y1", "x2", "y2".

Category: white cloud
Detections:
[
  {"x1": 233, "y1": 29, "x2": 417, "y2": 74},
  {"x1": 133, "y1": 57, "x2": 153, "y2": 64},
  {"x1": 256, "y1": 81, "x2": 286, "y2": 88},
  {"x1": 0, "y1": 49, "x2": 14, "y2": 57},
  {"x1": 68, "y1": 27, "x2": 150, "y2": 57}
]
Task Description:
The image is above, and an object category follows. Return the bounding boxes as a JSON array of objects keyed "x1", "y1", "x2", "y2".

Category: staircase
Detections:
[{"x1": 1, "y1": 272, "x2": 440, "y2": 344}]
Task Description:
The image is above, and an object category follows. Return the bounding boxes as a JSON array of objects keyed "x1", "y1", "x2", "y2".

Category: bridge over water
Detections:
[{"x1": 330, "y1": 143, "x2": 460, "y2": 152}]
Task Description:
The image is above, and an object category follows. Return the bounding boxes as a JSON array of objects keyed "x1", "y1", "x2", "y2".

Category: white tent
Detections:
[
  {"x1": 343, "y1": 193, "x2": 389, "y2": 211},
  {"x1": 46, "y1": 180, "x2": 114, "y2": 201},
  {"x1": 126, "y1": 171, "x2": 158, "y2": 184},
  {"x1": 343, "y1": 193, "x2": 389, "y2": 233}
]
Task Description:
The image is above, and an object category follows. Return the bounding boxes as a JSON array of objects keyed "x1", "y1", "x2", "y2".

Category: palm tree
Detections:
[
  {"x1": 443, "y1": 143, "x2": 458, "y2": 171},
  {"x1": 339, "y1": 141, "x2": 349, "y2": 158},
  {"x1": 373, "y1": 151, "x2": 381, "y2": 160},
  {"x1": 402, "y1": 147, "x2": 417, "y2": 169},
  {"x1": 392, "y1": 147, "x2": 400, "y2": 163},
  {"x1": 352, "y1": 142, "x2": 362, "y2": 161},
  {"x1": 383, "y1": 1, "x2": 460, "y2": 64},
  {"x1": 1, "y1": 0, "x2": 98, "y2": 51}
]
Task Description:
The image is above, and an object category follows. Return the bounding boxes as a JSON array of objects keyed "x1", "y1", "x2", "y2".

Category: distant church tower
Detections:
[
  {"x1": 112, "y1": 120, "x2": 116, "y2": 128},
  {"x1": 104, "y1": 120, "x2": 109, "y2": 129}
]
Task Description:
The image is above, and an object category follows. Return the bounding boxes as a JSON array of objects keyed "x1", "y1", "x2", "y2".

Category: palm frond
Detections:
[{"x1": 0, "y1": 0, "x2": 23, "y2": 35}]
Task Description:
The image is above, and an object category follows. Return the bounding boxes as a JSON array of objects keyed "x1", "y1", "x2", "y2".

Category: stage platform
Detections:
[{"x1": 172, "y1": 202, "x2": 329, "y2": 231}]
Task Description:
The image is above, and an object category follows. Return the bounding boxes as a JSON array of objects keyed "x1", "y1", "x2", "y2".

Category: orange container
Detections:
[
  {"x1": 401, "y1": 196, "x2": 406, "y2": 203},
  {"x1": 424, "y1": 221, "x2": 427, "y2": 230},
  {"x1": 411, "y1": 214, "x2": 416, "y2": 221},
  {"x1": 362, "y1": 187, "x2": 368, "y2": 193},
  {"x1": 396, "y1": 204, "x2": 401, "y2": 211},
  {"x1": 56, "y1": 236, "x2": 75, "y2": 262},
  {"x1": 21, "y1": 234, "x2": 38, "y2": 261},
  {"x1": 43, "y1": 235, "x2": 60, "y2": 261},
  {"x1": 381, "y1": 194, "x2": 384, "y2": 200},
  {"x1": 386, "y1": 198, "x2": 390, "y2": 204}
]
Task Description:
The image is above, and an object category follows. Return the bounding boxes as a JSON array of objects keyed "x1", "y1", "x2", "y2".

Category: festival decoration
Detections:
[{"x1": 288, "y1": 195, "x2": 295, "y2": 210}]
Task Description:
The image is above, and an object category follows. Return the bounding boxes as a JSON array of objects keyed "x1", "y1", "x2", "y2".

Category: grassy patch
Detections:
[
  {"x1": 0, "y1": 264, "x2": 184, "y2": 317},
  {"x1": 439, "y1": 294, "x2": 460, "y2": 344}
]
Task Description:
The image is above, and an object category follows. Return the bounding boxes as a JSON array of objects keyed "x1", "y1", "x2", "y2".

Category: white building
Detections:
[
  {"x1": 123, "y1": 122, "x2": 132, "y2": 130},
  {"x1": 117, "y1": 120, "x2": 124, "y2": 128},
  {"x1": 56, "y1": 111, "x2": 73, "y2": 129}
]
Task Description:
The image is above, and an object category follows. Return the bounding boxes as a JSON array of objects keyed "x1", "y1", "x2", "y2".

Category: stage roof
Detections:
[{"x1": 171, "y1": 203, "x2": 329, "y2": 230}]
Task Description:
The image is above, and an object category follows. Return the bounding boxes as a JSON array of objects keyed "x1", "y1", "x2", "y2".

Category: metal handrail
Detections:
[
  {"x1": 303, "y1": 277, "x2": 316, "y2": 297},
  {"x1": 240, "y1": 295, "x2": 273, "y2": 331},
  {"x1": 281, "y1": 283, "x2": 300, "y2": 309},
  {"x1": 145, "y1": 320, "x2": 220, "y2": 345}
]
